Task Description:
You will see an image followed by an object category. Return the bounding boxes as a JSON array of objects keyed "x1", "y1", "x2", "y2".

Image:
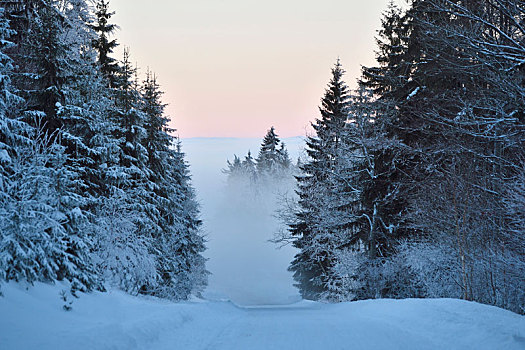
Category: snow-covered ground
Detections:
[
  {"x1": 2, "y1": 137, "x2": 524, "y2": 349},
  {"x1": 1, "y1": 281, "x2": 524, "y2": 350}
]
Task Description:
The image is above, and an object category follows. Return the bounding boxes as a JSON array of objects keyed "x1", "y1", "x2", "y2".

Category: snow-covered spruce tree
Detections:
[
  {"x1": 225, "y1": 128, "x2": 292, "y2": 193},
  {"x1": 242, "y1": 151, "x2": 257, "y2": 184},
  {"x1": 1, "y1": 0, "x2": 102, "y2": 292},
  {"x1": 288, "y1": 60, "x2": 354, "y2": 300},
  {"x1": 91, "y1": 0, "x2": 120, "y2": 88},
  {"x1": 57, "y1": 2, "x2": 156, "y2": 294},
  {"x1": 5, "y1": 0, "x2": 70, "y2": 134},
  {"x1": 114, "y1": 49, "x2": 149, "y2": 171},
  {"x1": 0, "y1": 4, "x2": 26, "y2": 163},
  {"x1": 224, "y1": 155, "x2": 244, "y2": 180},
  {"x1": 360, "y1": 1, "x2": 417, "y2": 253},
  {"x1": 82, "y1": 0, "x2": 131, "y2": 197},
  {"x1": 112, "y1": 48, "x2": 155, "y2": 224},
  {"x1": 142, "y1": 71, "x2": 173, "y2": 178},
  {"x1": 153, "y1": 141, "x2": 207, "y2": 299},
  {"x1": 256, "y1": 126, "x2": 291, "y2": 178},
  {"x1": 91, "y1": 7, "x2": 206, "y2": 298},
  {"x1": 349, "y1": 1, "x2": 426, "y2": 299},
  {"x1": 256, "y1": 126, "x2": 280, "y2": 173},
  {"x1": 0, "y1": 123, "x2": 99, "y2": 293},
  {"x1": 223, "y1": 151, "x2": 259, "y2": 195},
  {"x1": 93, "y1": 48, "x2": 163, "y2": 294},
  {"x1": 335, "y1": 0, "x2": 525, "y2": 312},
  {"x1": 4, "y1": 0, "x2": 118, "y2": 206},
  {"x1": 91, "y1": 188, "x2": 157, "y2": 294},
  {"x1": 130, "y1": 71, "x2": 207, "y2": 299},
  {"x1": 0, "y1": 5, "x2": 30, "y2": 287},
  {"x1": 278, "y1": 142, "x2": 291, "y2": 169},
  {"x1": 360, "y1": 1, "x2": 414, "y2": 100},
  {"x1": 326, "y1": 86, "x2": 399, "y2": 300},
  {"x1": 57, "y1": 0, "x2": 118, "y2": 201},
  {"x1": 1, "y1": 0, "x2": 206, "y2": 299}
]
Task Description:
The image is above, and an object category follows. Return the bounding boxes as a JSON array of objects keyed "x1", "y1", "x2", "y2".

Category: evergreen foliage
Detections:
[
  {"x1": 224, "y1": 127, "x2": 294, "y2": 193},
  {"x1": 288, "y1": 60, "x2": 355, "y2": 300},
  {"x1": 0, "y1": 0, "x2": 523, "y2": 315},
  {"x1": 256, "y1": 126, "x2": 291, "y2": 176},
  {"x1": 91, "y1": 0, "x2": 120, "y2": 87},
  {"x1": 286, "y1": 1, "x2": 524, "y2": 314},
  {"x1": 0, "y1": 0, "x2": 207, "y2": 300}
]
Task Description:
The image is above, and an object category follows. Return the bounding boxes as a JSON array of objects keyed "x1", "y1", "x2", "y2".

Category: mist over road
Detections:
[{"x1": 182, "y1": 137, "x2": 304, "y2": 305}]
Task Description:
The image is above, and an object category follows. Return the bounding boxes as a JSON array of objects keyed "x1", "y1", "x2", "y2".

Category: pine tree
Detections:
[
  {"x1": 4, "y1": 0, "x2": 71, "y2": 134},
  {"x1": 1, "y1": 124, "x2": 99, "y2": 293},
  {"x1": 358, "y1": 2, "x2": 418, "y2": 262},
  {"x1": 1, "y1": 0, "x2": 101, "y2": 292},
  {"x1": 0, "y1": 5, "x2": 29, "y2": 285},
  {"x1": 242, "y1": 151, "x2": 257, "y2": 183},
  {"x1": 91, "y1": 0, "x2": 120, "y2": 88},
  {"x1": 224, "y1": 155, "x2": 243, "y2": 179},
  {"x1": 257, "y1": 126, "x2": 291, "y2": 178},
  {"x1": 153, "y1": 142, "x2": 207, "y2": 299},
  {"x1": 256, "y1": 126, "x2": 281, "y2": 173},
  {"x1": 288, "y1": 60, "x2": 352, "y2": 300},
  {"x1": 138, "y1": 71, "x2": 207, "y2": 299},
  {"x1": 278, "y1": 143, "x2": 291, "y2": 169}
]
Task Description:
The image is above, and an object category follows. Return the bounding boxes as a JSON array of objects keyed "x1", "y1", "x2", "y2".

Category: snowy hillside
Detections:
[{"x1": 1, "y1": 282, "x2": 524, "y2": 350}]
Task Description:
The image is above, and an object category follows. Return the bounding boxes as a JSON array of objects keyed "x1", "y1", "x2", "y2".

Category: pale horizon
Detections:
[{"x1": 111, "y1": 0, "x2": 404, "y2": 138}]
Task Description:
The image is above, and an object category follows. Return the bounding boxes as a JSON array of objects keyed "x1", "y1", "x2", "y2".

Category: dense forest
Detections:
[
  {"x1": 282, "y1": 1, "x2": 524, "y2": 314},
  {"x1": 0, "y1": 0, "x2": 207, "y2": 299},
  {"x1": 0, "y1": 0, "x2": 523, "y2": 316}
]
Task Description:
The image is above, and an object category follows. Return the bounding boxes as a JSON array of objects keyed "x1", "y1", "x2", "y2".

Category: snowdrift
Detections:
[{"x1": 1, "y1": 282, "x2": 523, "y2": 350}]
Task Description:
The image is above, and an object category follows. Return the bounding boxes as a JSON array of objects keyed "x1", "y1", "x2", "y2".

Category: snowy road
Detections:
[
  {"x1": 173, "y1": 301, "x2": 525, "y2": 350},
  {"x1": 1, "y1": 282, "x2": 524, "y2": 350}
]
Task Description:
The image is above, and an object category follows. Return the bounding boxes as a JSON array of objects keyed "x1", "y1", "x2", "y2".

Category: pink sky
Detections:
[{"x1": 111, "y1": 0, "x2": 403, "y2": 138}]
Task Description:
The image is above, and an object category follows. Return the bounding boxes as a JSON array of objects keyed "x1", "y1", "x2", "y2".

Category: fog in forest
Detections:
[{"x1": 182, "y1": 137, "x2": 304, "y2": 305}]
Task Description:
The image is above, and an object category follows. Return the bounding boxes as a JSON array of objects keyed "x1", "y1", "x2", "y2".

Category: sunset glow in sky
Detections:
[{"x1": 111, "y1": 0, "x2": 403, "y2": 138}]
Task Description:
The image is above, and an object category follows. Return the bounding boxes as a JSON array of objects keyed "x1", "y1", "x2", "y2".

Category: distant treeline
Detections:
[{"x1": 224, "y1": 126, "x2": 296, "y2": 186}]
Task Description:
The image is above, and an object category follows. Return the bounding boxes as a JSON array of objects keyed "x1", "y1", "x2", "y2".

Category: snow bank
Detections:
[{"x1": 1, "y1": 282, "x2": 524, "y2": 350}]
